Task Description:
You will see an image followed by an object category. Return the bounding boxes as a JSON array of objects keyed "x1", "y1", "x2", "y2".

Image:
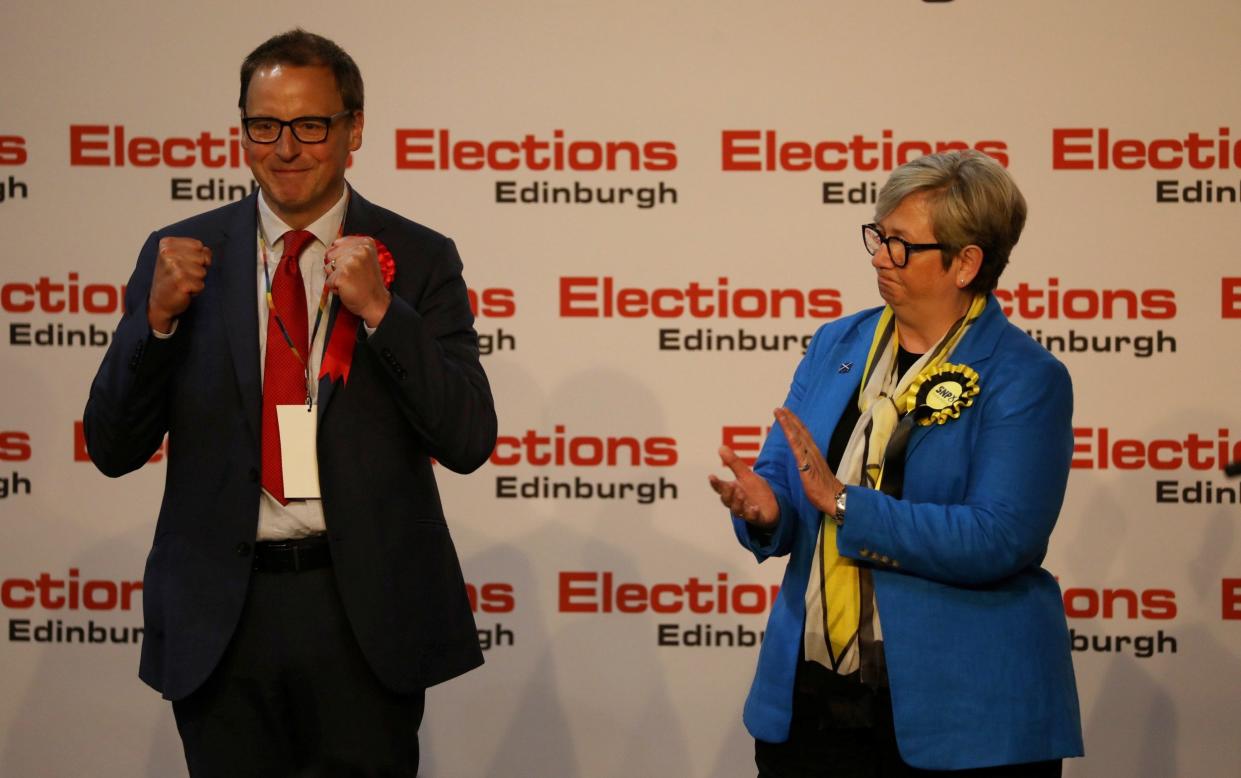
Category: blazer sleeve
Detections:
[
  {"x1": 836, "y1": 353, "x2": 1074, "y2": 586},
  {"x1": 83, "y1": 231, "x2": 184, "y2": 477},
  {"x1": 363, "y1": 235, "x2": 497, "y2": 474}
]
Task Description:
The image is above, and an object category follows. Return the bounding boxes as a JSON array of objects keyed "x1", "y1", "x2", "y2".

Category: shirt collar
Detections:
[{"x1": 256, "y1": 186, "x2": 350, "y2": 249}]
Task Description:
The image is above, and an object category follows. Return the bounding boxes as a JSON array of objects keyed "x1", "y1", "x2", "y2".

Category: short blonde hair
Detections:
[{"x1": 875, "y1": 150, "x2": 1027, "y2": 293}]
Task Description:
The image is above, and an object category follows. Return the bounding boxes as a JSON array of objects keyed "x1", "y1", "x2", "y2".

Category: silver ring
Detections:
[{"x1": 798, "y1": 462, "x2": 810, "y2": 472}]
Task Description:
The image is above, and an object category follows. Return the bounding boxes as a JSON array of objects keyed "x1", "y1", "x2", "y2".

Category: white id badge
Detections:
[{"x1": 276, "y1": 404, "x2": 320, "y2": 498}]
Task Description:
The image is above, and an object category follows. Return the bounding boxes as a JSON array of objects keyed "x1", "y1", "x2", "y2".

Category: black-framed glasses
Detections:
[
  {"x1": 241, "y1": 110, "x2": 353, "y2": 144},
  {"x1": 861, "y1": 223, "x2": 945, "y2": 268}
]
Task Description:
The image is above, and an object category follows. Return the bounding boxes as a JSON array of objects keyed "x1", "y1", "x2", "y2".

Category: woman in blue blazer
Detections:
[{"x1": 710, "y1": 150, "x2": 1082, "y2": 776}]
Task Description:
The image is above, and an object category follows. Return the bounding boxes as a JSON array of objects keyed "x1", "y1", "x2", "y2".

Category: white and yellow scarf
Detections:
[{"x1": 803, "y1": 293, "x2": 986, "y2": 675}]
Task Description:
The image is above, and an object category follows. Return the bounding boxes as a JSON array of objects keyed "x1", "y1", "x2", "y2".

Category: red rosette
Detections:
[
  {"x1": 370, "y1": 237, "x2": 395, "y2": 288},
  {"x1": 320, "y1": 236, "x2": 395, "y2": 385},
  {"x1": 339, "y1": 235, "x2": 395, "y2": 289}
]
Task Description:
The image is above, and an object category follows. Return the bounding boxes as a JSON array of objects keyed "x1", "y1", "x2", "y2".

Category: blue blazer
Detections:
[
  {"x1": 85, "y1": 189, "x2": 496, "y2": 700},
  {"x1": 734, "y1": 296, "x2": 1083, "y2": 770}
]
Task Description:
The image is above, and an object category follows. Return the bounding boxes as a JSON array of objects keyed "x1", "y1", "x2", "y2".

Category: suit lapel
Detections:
[
  {"x1": 316, "y1": 188, "x2": 387, "y2": 423},
  {"x1": 218, "y1": 195, "x2": 262, "y2": 451},
  {"x1": 804, "y1": 311, "x2": 876, "y2": 454},
  {"x1": 316, "y1": 303, "x2": 342, "y2": 423}
]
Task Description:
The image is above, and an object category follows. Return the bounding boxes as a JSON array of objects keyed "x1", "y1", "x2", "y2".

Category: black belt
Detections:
[{"x1": 252, "y1": 534, "x2": 331, "y2": 573}]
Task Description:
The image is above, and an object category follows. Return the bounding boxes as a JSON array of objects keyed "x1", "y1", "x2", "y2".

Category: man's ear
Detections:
[{"x1": 348, "y1": 110, "x2": 364, "y2": 152}]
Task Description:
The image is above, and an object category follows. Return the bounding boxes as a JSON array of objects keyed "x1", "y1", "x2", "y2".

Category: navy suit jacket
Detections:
[
  {"x1": 85, "y1": 189, "x2": 497, "y2": 700},
  {"x1": 734, "y1": 296, "x2": 1083, "y2": 770}
]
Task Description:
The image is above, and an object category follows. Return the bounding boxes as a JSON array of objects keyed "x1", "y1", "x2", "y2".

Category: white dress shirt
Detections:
[{"x1": 254, "y1": 189, "x2": 349, "y2": 540}]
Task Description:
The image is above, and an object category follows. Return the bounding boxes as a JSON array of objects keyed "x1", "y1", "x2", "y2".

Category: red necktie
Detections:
[{"x1": 261, "y1": 229, "x2": 315, "y2": 505}]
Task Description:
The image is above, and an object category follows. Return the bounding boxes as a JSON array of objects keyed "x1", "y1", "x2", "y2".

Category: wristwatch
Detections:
[{"x1": 833, "y1": 486, "x2": 847, "y2": 526}]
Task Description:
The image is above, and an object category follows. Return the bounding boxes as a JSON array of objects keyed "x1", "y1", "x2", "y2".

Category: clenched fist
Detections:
[
  {"x1": 148, "y1": 237, "x2": 211, "y2": 333},
  {"x1": 325, "y1": 235, "x2": 390, "y2": 328}
]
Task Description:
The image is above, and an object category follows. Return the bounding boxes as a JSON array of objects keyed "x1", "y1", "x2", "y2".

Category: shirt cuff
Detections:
[{"x1": 150, "y1": 319, "x2": 179, "y2": 339}]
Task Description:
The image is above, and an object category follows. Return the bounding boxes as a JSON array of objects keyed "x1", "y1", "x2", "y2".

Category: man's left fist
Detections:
[{"x1": 325, "y1": 236, "x2": 391, "y2": 328}]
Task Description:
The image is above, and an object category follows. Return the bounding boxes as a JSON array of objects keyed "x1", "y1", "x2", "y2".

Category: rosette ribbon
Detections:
[{"x1": 319, "y1": 236, "x2": 396, "y2": 384}]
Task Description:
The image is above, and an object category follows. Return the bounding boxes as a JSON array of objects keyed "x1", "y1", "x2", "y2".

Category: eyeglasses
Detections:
[
  {"x1": 241, "y1": 110, "x2": 354, "y2": 144},
  {"x1": 861, "y1": 223, "x2": 945, "y2": 268}
]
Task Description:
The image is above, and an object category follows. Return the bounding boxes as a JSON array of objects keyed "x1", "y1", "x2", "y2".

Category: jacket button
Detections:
[{"x1": 235, "y1": 542, "x2": 251, "y2": 557}]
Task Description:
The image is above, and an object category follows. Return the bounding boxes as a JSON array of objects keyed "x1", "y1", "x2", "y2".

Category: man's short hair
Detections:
[
  {"x1": 874, "y1": 150, "x2": 1027, "y2": 294},
  {"x1": 239, "y1": 29, "x2": 364, "y2": 113}
]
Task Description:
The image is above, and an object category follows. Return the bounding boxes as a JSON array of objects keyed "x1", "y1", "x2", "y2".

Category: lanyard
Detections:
[{"x1": 257, "y1": 198, "x2": 347, "y2": 407}]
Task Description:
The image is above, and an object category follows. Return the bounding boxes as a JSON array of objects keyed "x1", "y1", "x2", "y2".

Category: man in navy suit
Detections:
[{"x1": 85, "y1": 29, "x2": 496, "y2": 777}]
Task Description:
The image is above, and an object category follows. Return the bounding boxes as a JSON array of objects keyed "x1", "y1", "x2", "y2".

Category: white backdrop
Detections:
[{"x1": 2, "y1": 1, "x2": 1240, "y2": 776}]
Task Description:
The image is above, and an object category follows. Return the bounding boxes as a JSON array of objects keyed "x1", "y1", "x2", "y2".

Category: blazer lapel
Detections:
[
  {"x1": 804, "y1": 310, "x2": 876, "y2": 454},
  {"x1": 316, "y1": 301, "x2": 343, "y2": 423},
  {"x1": 218, "y1": 195, "x2": 262, "y2": 451},
  {"x1": 317, "y1": 187, "x2": 387, "y2": 423},
  {"x1": 903, "y1": 295, "x2": 1007, "y2": 460}
]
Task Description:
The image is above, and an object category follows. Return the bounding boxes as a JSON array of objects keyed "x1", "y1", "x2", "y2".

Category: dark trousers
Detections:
[
  {"x1": 172, "y1": 564, "x2": 425, "y2": 778},
  {"x1": 755, "y1": 680, "x2": 1061, "y2": 778}
]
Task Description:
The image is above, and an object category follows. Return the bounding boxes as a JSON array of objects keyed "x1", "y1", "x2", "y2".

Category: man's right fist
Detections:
[{"x1": 148, "y1": 237, "x2": 212, "y2": 333}]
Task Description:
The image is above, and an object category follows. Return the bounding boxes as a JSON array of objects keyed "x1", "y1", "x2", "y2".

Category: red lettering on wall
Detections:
[
  {"x1": 69, "y1": 125, "x2": 244, "y2": 168},
  {"x1": 1052, "y1": 127, "x2": 1240, "y2": 171},
  {"x1": 1, "y1": 570, "x2": 142, "y2": 610},
  {"x1": 722, "y1": 426, "x2": 771, "y2": 467},
  {"x1": 467, "y1": 288, "x2": 517, "y2": 318},
  {"x1": 489, "y1": 426, "x2": 677, "y2": 467},
  {"x1": 721, "y1": 130, "x2": 1008, "y2": 171},
  {"x1": 1223, "y1": 579, "x2": 1241, "y2": 620},
  {"x1": 994, "y1": 279, "x2": 1176, "y2": 320},
  {"x1": 0, "y1": 274, "x2": 127, "y2": 315},
  {"x1": 1071, "y1": 427, "x2": 1239, "y2": 471},
  {"x1": 465, "y1": 582, "x2": 515, "y2": 613},
  {"x1": 559, "y1": 277, "x2": 841, "y2": 319},
  {"x1": 1223, "y1": 278, "x2": 1241, "y2": 319},
  {"x1": 395, "y1": 129, "x2": 678, "y2": 171},
  {"x1": 1062, "y1": 586, "x2": 1177, "y2": 620},
  {"x1": 0, "y1": 432, "x2": 32, "y2": 462},
  {"x1": 558, "y1": 571, "x2": 779, "y2": 614},
  {"x1": 0, "y1": 135, "x2": 28, "y2": 165}
]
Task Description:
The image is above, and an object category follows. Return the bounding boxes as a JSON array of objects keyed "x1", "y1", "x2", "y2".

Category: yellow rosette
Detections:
[{"x1": 906, "y1": 363, "x2": 981, "y2": 426}]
